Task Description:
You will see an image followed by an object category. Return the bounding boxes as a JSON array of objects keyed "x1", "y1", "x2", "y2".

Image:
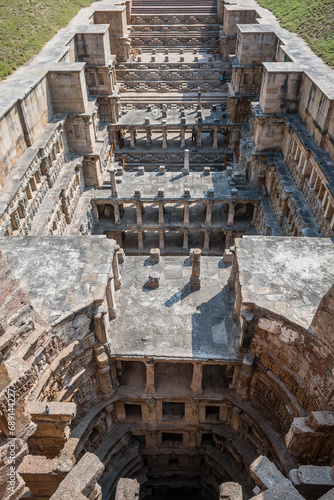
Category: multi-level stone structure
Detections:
[{"x1": 0, "y1": 0, "x2": 333, "y2": 499}]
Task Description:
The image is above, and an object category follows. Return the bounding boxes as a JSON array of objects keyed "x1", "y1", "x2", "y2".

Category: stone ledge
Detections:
[{"x1": 27, "y1": 402, "x2": 77, "y2": 421}]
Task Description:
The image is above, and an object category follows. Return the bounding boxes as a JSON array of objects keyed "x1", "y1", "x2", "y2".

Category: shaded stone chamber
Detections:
[{"x1": 0, "y1": 0, "x2": 333, "y2": 500}]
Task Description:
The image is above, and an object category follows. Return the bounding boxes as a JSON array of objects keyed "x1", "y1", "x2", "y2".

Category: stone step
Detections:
[{"x1": 131, "y1": 14, "x2": 218, "y2": 24}]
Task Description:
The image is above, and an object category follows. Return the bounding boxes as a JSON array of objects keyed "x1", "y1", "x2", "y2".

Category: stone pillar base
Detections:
[{"x1": 190, "y1": 277, "x2": 201, "y2": 290}]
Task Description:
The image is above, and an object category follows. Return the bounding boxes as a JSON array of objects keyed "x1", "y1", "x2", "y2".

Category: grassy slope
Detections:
[
  {"x1": 0, "y1": 0, "x2": 94, "y2": 80},
  {"x1": 257, "y1": 0, "x2": 334, "y2": 67},
  {"x1": 0, "y1": 0, "x2": 333, "y2": 80}
]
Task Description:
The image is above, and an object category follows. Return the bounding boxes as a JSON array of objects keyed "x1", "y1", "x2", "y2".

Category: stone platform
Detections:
[
  {"x1": 109, "y1": 255, "x2": 240, "y2": 360},
  {"x1": 0, "y1": 236, "x2": 115, "y2": 324},
  {"x1": 236, "y1": 236, "x2": 334, "y2": 329}
]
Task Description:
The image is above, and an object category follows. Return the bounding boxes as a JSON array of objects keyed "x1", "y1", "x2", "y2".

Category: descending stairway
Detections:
[
  {"x1": 112, "y1": 0, "x2": 232, "y2": 167},
  {"x1": 131, "y1": 0, "x2": 217, "y2": 15},
  {"x1": 117, "y1": 0, "x2": 229, "y2": 110}
]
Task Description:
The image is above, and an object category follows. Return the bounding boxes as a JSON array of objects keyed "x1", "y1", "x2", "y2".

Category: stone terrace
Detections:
[
  {"x1": 235, "y1": 236, "x2": 334, "y2": 329},
  {"x1": 0, "y1": 236, "x2": 115, "y2": 323},
  {"x1": 109, "y1": 255, "x2": 240, "y2": 360}
]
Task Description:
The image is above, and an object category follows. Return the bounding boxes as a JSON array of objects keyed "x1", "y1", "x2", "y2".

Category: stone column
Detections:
[
  {"x1": 190, "y1": 248, "x2": 201, "y2": 290},
  {"x1": 180, "y1": 127, "x2": 186, "y2": 149},
  {"x1": 146, "y1": 127, "x2": 152, "y2": 149},
  {"x1": 197, "y1": 90, "x2": 202, "y2": 108},
  {"x1": 91, "y1": 200, "x2": 100, "y2": 225},
  {"x1": 225, "y1": 231, "x2": 233, "y2": 250},
  {"x1": 109, "y1": 167, "x2": 117, "y2": 197},
  {"x1": 203, "y1": 230, "x2": 209, "y2": 252},
  {"x1": 138, "y1": 230, "x2": 144, "y2": 251},
  {"x1": 114, "y1": 202, "x2": 121, "y2": 225},
  {"x1": 227, "y1": 203, "x2": 235, "y2": 226},
  {"x1": 205, "y1": 202, "x2": 213, "y2": 226},
  {"x1": 136, "y1": 201, "x2": 143, "y2": 225},
  {"x1": 183, "y1": 230, "x2": 189, "y2": 250},
  {"x1": 130, "y1": 128, "x2": 136, "y2": 149},
  {"x1": 184, "y1": 149, "x2": 190, "y2": 171},
  {"x1": 212, "y1": 127, "x2": 218, "y2": 149},
  {"x1": 162, "y1": 127, "x2": 167, "y2": 149},
  {"x1": 190, "y1": 362, "x2": 203, "y2": 395},
  {"x1": 183, "y1": 202, "x2": 190, "y2": 226},
  {"x1": 110, "y1": 127, "x2": 118, "y2": 146},
  {"x1": 251, "y1": 204, "x2": 258, "y2": 226},
  {"x1": 107, "y1": 276, "x2": 117, "y2": 319},
  {"x1": 158, "y1": 202, "x2": 164, "y2": 226},
  {"x1": 196, "y1": 127, "x2": 202, "y2": 147},
  {"x1": 112, "y1": 251, "x2": 122, "y2": 289},
  {"x1": 145, "y1": 360, "x2": 155, "y2": 395},
  {"x1": 159, "y1": 229, "x2": 164, "y2": 251}
]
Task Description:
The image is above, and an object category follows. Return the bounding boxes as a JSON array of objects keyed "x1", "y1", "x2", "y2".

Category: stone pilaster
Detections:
[
  {"x1": 190, "y1": 362, "x2": 203, "y2": 395},
  {"x1": 145, "y1": 361, "x2": 155, "y2": 395},
  {"x1": 227, "y1": 203, "x2": 235, "y2": 226}
]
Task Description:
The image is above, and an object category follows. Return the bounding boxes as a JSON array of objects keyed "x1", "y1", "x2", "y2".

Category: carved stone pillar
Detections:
[
  {"x1": 138, "y1": 230, "x2": 144, "y2": 251},
  {"x1": 183, "y1": 230, "x2": 189, "y2": 250},
  {"x1": 145, "y1": 360, "x2": 155, "y2": 395},
  {"x1": 225, "y1": 231, "x2": 233, "y2": 250},
  {"x1": 212, "y1": 127, "x2": 218, "y2": 149},
  {"x1": 159, "y1": 229, "x2": 164, "y2": 251},
  {"x1": 183, "y1": 149, "x2": 190, "y2": 175},
  {"x1": 251, "y1": 203, "x2": 258, "y2": 226},
  {"x1": 180, "y1": 127, "x2": 186, "y2": 149},
  {"x1": 197, "y1": 90, "x2": 202, "y2": 107},
  {"x1": 162, "y1": 127, "x2": 168, "y2": 150},
  {"x1": 146, "y1": 127, "x2": 152, "y2": 149},
  {"x1": 114, "y1": 202, "x2": 121, "y2": 225},
  {"x1": 109, "y1": 167, "x2": 117, "y2": 197},
  {"x1": 158, "y1": 202, "x2": 164, "y2": 226},
  {"x1": 227, "y1": 203, "x2": 235, "y2": 226},
  {"x1": 183, "y1": 202, "x2": 190, "y2": 226},
  {"x1": 190, "y1": 248, "x2": 201, "y2": 290},
  {"x1": 190, "y1": 362, "x2": 203, "y2": 395},
  {"x1": 203, "y1": 230, "x2": 209, "y2": 252},
  {"x1": 112, "y1": 251, "x2": 122, "y2": 290},
  {"x1": 130, "y1": 128, "x2": 136, "y2": 149},
  {"x1": 196, "y1": 127, "x2": 202, "y2": 147},
  {"x1": 91, "y1": 200, "x2": 100, "y2": 225},
  {"x1": 106, "y1": 276, "x2": 117, "y2": 319},
  {"x1": 110, "y1": 128, "x2": 118, "y2": 146},
  {"x1": 136, "y1": 201, "x2": 143, "y2": 225},
  {"x1": 205, "y1": 202, "x2": 213, "y2": 226}
]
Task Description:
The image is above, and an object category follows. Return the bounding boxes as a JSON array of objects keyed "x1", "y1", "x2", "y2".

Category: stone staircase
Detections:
[
  {"x1": 131, "y1": 0, "x2": 217, "y2": 16},
  {"x1": 117, "y1": 0, "x2": 227, "y2": 109}
]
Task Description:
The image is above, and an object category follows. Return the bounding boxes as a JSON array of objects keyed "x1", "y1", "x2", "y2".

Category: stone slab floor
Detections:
[{"x1": 109, "y1": 256, "x2": 240, "y2": 360}]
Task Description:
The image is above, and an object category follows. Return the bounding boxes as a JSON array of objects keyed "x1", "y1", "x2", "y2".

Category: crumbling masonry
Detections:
[{"x1": 0, "y1": 0, "x2": 333, "y2": 499}]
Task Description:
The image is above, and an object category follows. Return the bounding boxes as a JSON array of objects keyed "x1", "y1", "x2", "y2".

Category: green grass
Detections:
[
  {"x1": 256, "y1": 0, "x2": 334, "y2": 67},
  {"x1": 0, "y1": 0, "x2": 95, "y2": 80},
  {"x1": 0, "y1": 0, "x2": 333, "y2": 80}
]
